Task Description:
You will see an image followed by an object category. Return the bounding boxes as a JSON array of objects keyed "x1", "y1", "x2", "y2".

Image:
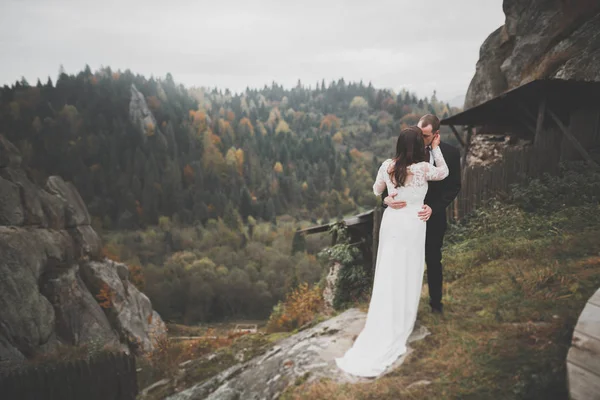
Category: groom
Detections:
[{"x1": 383, "y1": 115, "x2": 461, "y2": 313}]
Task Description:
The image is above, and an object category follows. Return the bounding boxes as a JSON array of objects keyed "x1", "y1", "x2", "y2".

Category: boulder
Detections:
[
  {"x1": 0, "y1": 135, "x2": 166, "y2": 361},
  {"x1": 46, "y1": 176, "x2": 91, "y2": 227},
  {"x1": 40, "y1": 264, "x2": 120, "y2": 347},
  {"x1": 0, "y1": 227, "x2": 65, "y2": 359},
  {"x1": 465, "y1": 0, "x2": 600, "y2": 108},
  {"x1": 80, "y1": 260, "x2": 166, "y2": 354}
]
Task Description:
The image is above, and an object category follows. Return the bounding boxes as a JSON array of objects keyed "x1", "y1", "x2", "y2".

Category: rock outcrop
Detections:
[
  {"x1": 167, "y1": 309, "x2": 430, "y2": 400},
  {"x1": 0, "y1": 135, "x2": 165, "y2": 365},
  {"x1": 129, "y1": 84, "x2": 168, "y2": 149},
  {"x1": 465, "y1": 0, "x2": 600, "y2": 109}
]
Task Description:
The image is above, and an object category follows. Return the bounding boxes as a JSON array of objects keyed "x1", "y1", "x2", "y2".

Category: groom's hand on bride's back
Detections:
[
  {"x1": 384, "y1": 192, "x2": 407, "y2": 209},
  {"x1": 418, "y1": 205, "x2": 432, "y2": 221}
]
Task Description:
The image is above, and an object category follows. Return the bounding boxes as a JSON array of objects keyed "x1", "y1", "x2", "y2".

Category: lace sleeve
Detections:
[
  {"x1": 373, "y1": 160, "x2": 391, "y2": 195},
  {"x1": 419, "y1": 147, "x2": 449, "y2": 181}
]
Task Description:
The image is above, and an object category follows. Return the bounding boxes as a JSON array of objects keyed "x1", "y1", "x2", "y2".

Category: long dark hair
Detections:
[{"x1": 389, "y1": 126, "x2": 426, "y2": 187}]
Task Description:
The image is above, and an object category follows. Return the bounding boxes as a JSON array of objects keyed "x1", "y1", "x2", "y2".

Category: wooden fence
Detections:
[
  {"x1": 450, "y1": 146, "x2": 534, "y2": 220},
  {"x1": 0, "y1": 351, "x2": 138, "y2": 400}
]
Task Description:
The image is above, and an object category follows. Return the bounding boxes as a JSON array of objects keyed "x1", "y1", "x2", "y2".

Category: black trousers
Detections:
[{"x1": 425, "y1": 214, "x2": 447, "y2": 308}]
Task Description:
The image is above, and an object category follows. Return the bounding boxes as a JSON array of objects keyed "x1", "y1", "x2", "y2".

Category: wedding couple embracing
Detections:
[{"x1": 336, "y1": 114, "x2": 461, "y2": 378}]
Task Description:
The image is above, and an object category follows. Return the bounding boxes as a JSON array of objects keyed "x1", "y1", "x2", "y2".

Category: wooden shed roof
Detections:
[{"x1": 441, "y1": 79, "x2": 600, "y2": 128}]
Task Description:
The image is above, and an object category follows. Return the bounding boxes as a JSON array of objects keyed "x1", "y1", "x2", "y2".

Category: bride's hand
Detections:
[
  {"x1": 431, "y1": 133, "x2": 441, "y2": 149},
  {"x1": 384, "y1": 191, "x2": 407, "y2": 210}
]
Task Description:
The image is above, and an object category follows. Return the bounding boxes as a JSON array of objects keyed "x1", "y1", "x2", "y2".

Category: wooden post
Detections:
[
  {"x1": 462, "y1": 126, "x2": 474, "y2": 166},
  {"x1": 534, "y1": 97, "x2": 547, "y2": 142},
  {"x1": 548, "y1": 109, "x2": 600, "y2": 169},
  {"x1": 449, "y1": 124, "x2": 466, "y2": 148}
]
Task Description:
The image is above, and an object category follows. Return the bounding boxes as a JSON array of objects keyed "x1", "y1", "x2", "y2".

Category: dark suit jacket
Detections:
[
  {"x1": 381, "y1": 141, "x2": 461, "y2": 222},
  {"x1": 424, "y1": 142, "x2": 461, "y2": 221}
]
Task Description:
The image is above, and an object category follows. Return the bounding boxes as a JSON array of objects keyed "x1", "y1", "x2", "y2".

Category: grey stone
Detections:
[
  {"x1": 129, "y1": 84, "x2": 168, "y2": 150},
  {"x1": 0, "y1": 168, "x2": 48, "y2": 226},
  {"x1": 46, "y1": 176, "x2": 91, "y2": 227},
  {"x1": 465, "y1": 0, "x2": 600, "y2": 109},
  {"x1": 0, "y1": 227, "x2": 63, "y2": 358},
  {"x1": 0, "y1": 135, "x2": 22, "y2": 169},
  {"x1": 68, "y1": 225, "x2": 102, "y2": 260},
  {"x1": 407, "y1": 380, "x2": 432, "y2": 390},
  {"x1": 0, "y1": 136, "x2": 166, "y2": 361},
  {"x1": 80, "y1": 260, "x2": 166, "y2": 354},
  {"x1": 0, "y1": 176, "x2": 24, "y2": 226},
  {"x1": 40, "y1": 263, "x2": 120, "y2": 347}
]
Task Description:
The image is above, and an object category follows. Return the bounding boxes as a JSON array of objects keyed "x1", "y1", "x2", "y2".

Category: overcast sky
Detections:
[{"x1": 1, "y1": 0, "x2": 504, "y2": 102}]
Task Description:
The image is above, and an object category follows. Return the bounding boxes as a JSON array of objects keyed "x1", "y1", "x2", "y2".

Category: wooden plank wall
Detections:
[
  {"x1": 0, "y1": 351, "x2": 138, "y2": 400},
  {"x1": 448, "y1": 145, "x2": 533, "y2": 221},
  {"x1": 567, "y1": 288, "x2": 600, "y2": 400}
]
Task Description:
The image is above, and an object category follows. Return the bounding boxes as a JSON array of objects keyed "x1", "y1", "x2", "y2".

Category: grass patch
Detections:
[{"x1": 282, "y1": 187, "x2": 600, "y2": 399}]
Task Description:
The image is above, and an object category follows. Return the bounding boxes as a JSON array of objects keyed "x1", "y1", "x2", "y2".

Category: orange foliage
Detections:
[
  {"x1": 210, "y1": 133, "x2": 221, "y2": 145},
  {"x1": 112, "y1": 72, "x2": 121, "y2": 80},
  {"x1": 319, "y1": 114, "x2": 340, "y2": 133},
  {"x1": 135, "y1": 200, "x2": 143, "y2": 218},
  {"x1": 96, "y1": 283, "x2": 114, "y2": 309},
  {"x1": 266, "y1": 283, "x2": 323, "y2": 332},
  {"x1": 90, "y1": 163, "x2": 101, "y2": 173},
  {"x1": 147, "y1": 96, "x2": 161, "y2": 112},
  {"x1": 190, "y1": 110, "x2": 208, "y2": 133},
  {"x1": 226, "y1": 110, "x2": 235, "y2": 123},
  {"x1": 239, "y1": 117, "x2": 254, "y2": 136},
  {"x1": 128, "y1": 264, "x2": 146, "y2": 291},
  {"x1": 381, "y1": 97, "x2": 396, "y2": 112},
  {"x1": 349, "y1": 148, "x2": 363, "y2": 159},
  {"x1": 183, "y1": 164, "x2": 194, "y2": 184},
  {"x1": 101, "y1": 245, "x2": 121, "y2": 262},
  {"x1": 145, "y1": 122, "x2": 155, "y2": 136}
]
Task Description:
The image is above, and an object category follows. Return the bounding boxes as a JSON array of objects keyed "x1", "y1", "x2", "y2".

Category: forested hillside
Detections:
[
  {"x1": 0, "y1": 67, "x2": 459, "y2": 323},
  {"x1": 0, "y1": 67, "x2": 458, "y2": 229}
]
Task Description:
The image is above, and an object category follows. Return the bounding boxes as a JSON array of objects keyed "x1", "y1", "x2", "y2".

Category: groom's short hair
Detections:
[{"x1": 419, "y1": 114, "x2": 440, "y2": 133}]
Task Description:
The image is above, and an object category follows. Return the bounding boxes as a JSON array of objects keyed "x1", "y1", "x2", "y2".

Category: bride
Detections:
[{"x1": 335, "y1": 125, "x2": 449, "y2": 377}]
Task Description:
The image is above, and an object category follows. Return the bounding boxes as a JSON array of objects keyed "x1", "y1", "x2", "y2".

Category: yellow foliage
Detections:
[
  {"x1": 332, "y1": 131, "x2": 343, "y2": 144},
  {"x1": 275, "y1": 120, "x2": 291, "y2": 135},
  {"x1": 235, "y1": 148, "x2": 245, "y2": 176},
  {"x1": 273, "y1": 161, "x2": 284, "y2": 174},
  {"x1": 239, "y1": 117, "x2": 254, "y2": 136}
]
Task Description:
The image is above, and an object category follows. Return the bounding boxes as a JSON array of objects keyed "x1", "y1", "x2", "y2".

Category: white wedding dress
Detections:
[{"x1": 335, "y1": 147, "x2": 449, "y2": 377}]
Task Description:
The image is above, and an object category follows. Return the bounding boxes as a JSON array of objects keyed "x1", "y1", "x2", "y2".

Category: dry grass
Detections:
[{"x1": 282, "y1": 204, "x2": 600, "y2": 400}]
